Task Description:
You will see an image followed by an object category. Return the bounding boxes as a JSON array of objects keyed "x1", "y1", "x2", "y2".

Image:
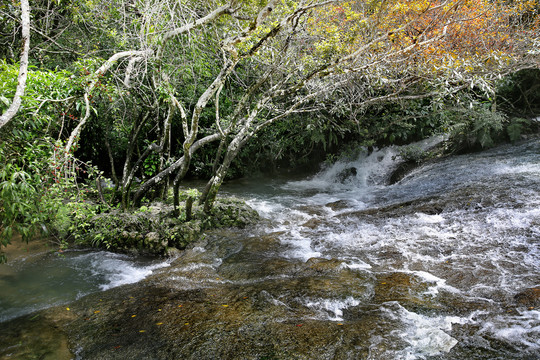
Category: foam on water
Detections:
[
  {"x1": 405, "y1": 270, "x2": 461, "y2": 296},
  {"x1": 280, "y1": 228, "x2": 322, "y2": 261},
  {"x1": 77, "y1": 252, "x2": 171, "y2": 291},
  {"x1": 480, "y1": 309, "x2": 540, "y2": 352},
  {"x1": 285, "y1": 136, "x2": 445, "y2": 195},
  {"x1": 382, "y1": 303, "x2": 463, "y2": 357},
  {"x1": 238, "y1": 138, "x2": 540, "y2": 357},
  {"x1": 340, "y1": 260, "x2": 372, "y2": 271},
  {"x1": 0, "y1": 250, "x2": 170, "y2": 322},
  {"x1": 283, "y1": 147, "x2": 400, "y2": 197},
  {"x1": 304, "y1": 296, "x2": 361, "y2": 321}
]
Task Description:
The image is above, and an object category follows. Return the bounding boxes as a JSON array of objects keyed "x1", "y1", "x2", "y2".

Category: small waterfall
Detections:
[{"x1": 1, "y1": 138, "x2": 538, "y2": 359}]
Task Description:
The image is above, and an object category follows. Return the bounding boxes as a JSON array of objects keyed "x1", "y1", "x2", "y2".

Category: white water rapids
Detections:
[
  {"x1": 218, "y1": 138, "x2": 540, "y2": 359},
  {"x1": 0, "y1": 138, "x2": 538, "y2": 359}
]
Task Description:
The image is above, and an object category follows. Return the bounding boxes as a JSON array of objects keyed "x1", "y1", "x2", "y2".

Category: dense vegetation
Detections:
[{"x1": 1, "y1": 0, "x2": 539, "y2": 260}]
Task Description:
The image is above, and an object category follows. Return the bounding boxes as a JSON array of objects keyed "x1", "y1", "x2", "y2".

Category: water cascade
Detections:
[{"x1": 0, "y1": 138, "x2": 538, "y2": 359}]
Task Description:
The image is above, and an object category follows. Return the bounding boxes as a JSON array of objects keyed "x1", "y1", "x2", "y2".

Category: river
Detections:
[{"x1": 0, "y1": 138, "x2": 538, "y2": 359}]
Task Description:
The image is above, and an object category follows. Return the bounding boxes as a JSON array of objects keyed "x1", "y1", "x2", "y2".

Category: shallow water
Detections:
[
  {"x1": 0, "y1": 138, "x2": 539, "y2": 359},
  {"x1": 213, "y1": 138, "x2": 540, "y2": 358},
  {"x1": 0, "y1": 249, "x2": 170, "y2": 323}
]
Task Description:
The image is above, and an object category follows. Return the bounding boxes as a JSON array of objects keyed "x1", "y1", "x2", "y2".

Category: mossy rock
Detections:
[{"x1": 72, "y1": 197, "x2": 259, "y2": 256}]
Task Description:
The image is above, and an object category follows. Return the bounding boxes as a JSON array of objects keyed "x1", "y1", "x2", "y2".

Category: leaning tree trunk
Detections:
[
  {"x1": 200, "y1": 136, "x2": 245, "y2": 213},
  {"x1": 0, "y1": 0, "x2": 30, "y2": 129},
  {"x1": 172, "y1": 156, "x2": 192, "y2": 217},
  {"x1": 132, "y1": 133, "x2": 221, "y2": 207}
]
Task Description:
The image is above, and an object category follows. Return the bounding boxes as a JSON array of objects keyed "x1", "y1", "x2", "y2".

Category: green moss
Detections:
[{"x1": 71, "y1": 195, "x2": 259, "y2": 256}]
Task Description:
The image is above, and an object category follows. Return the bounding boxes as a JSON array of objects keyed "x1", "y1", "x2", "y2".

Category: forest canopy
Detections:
[{"x1": 0, "y1": 0, "x2": 539, "y2": 258}]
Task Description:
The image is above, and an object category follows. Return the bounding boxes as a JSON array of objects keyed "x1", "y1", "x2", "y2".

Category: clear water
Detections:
[
  {"x1": 0, "y1": 250, "x2": 170, "y2": 322},
  {"x1": 216, "y1": 138, "x2": 540, "y2": 358},
  {"x1": 1, "y1": 138, "x2": 539, "y2": 359}
]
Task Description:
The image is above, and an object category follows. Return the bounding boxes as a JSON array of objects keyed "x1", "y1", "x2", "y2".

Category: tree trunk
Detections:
[
  {"x1": 122, "y1": 143, "x2": 160, "y2": 209},
  {"x1": 201, "y1": 138, "x2": 242, "y2": 212},
  {"x1": 172, "y1": 159, "x2": 191, "y2": 216},
  {"x1": 0, "y1": 0, "x2": 30, "y2": 129},
  {"x1": 133, "y1": 133, "x2": 221, "y2": 207}
]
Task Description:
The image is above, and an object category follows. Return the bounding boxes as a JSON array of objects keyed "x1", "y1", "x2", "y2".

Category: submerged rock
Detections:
[
  {"x1": 514, "y1": 288, "x2": 540, "y2": 307},
  {"x1": 301, "y1": 218, "x2": 322, "y2": 229},
  {"x1": 306, "y1": 258, "x2": 343, "y2": 274}
]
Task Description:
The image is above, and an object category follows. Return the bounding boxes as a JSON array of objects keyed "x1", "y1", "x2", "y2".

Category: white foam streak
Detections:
[
  {"x1": 406, "y1": 270, "x2": 461, "y2": 295},
  {"x1": 341, "y1": 260, "x2": 372, "y2": 270},
  {"x1": 83, "y1": 253, "x2": 170, "y2": 291},
  {"x1": 304, "y1": 296, "x2": 361, "y2": 321},
  {"x1": 384, "y1": 303, "x2": 462, "y2": 357},
  {"x1": 281, "y1": 228, "x2": 322, "y2": 261},
  {"x1": 480, "y1": 310, "x2": 540, "y2": 352}
]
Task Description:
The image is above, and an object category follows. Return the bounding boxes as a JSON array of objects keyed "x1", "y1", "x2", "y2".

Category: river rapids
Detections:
[{"x1": 0, "y1": 138, "x2": 538, "y2": 359}]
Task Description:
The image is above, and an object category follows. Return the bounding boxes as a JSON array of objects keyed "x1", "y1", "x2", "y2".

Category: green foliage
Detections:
[
  {"x1": 497, "y1": 69, "x2": 540, "y2": 117},
  {"x1": 0, "y1": 163, "x2": 42, "y2": 244},
  {"x1": 397, "y1": 145, "x2": 433, "y2": 163},
  {"x1": 0, "y1": 60, "x2": 104, "y2": 260},
  {"x1": 71, "y1": 195, "x2": 258, "y2": 254},
  {"x1": 506, "y1": 118, "x2": 531, "y2": 143},
  {"x1": 1, "y1": 0, "x2": 536, "y2": 249},
  {"x1": 446, "y1": 102, "x2": 506, "y2": 152},
  {"x1": 142, "y1": 151, "x2": 160, "y2": 178},
  {"x1": 0, "y1": 60, "x2": 86, "y2": 142}
]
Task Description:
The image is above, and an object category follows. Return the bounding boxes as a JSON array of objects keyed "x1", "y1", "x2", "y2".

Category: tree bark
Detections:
[
  {"x1": 132, "y1": 133, "x2": 221, "y2": 207},
  {"x1": 64, "y1": 49, "x2": 153, "y2": 153},
  {"x1": 0, "y1": 0, "x2": 30, "y2": 129}
]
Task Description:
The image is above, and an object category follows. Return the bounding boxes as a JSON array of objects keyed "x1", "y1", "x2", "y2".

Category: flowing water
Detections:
[
  {"x1": 0, "y1": 249, "x2": 170, "y2": 323},
  {"x1": 201, "y1": 137, "x2": 539, "y2": 358},
  {"x1": 0, "y1": 138, "x2": 539, "y2": 359}
]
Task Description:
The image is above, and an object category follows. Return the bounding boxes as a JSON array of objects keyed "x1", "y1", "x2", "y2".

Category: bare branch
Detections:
[
  {"x1": 157, "y1": 4, "x2": 232, "y2": 56},
  {"x1": 65, "y1": 49, "x2": 153, "y2": 153}
]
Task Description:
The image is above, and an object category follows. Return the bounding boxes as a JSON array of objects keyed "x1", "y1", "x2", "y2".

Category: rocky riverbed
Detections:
[{"x1": 1, "y1": 139, "x2": 539, "y2": 359}]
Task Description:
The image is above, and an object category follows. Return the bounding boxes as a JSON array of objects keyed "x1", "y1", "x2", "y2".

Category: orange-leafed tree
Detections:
[
  {"x1": 199, "y1": 0, "x2": 539, "y2": 209},
  {"x1": 306, "y1": 0, "x2": 538, "y2": 93}
]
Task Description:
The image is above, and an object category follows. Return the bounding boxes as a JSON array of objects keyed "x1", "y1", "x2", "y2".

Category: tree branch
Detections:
[{"x1": 64, "y1": 49, "x2": 153, "y2": 153}]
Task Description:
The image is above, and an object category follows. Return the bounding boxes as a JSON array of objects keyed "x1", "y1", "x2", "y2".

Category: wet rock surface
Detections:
[
  {"x1": 0, "y1": 226, "x2": 534, "y2": 360},
  {"x1": 514, "y1": 288, "x2": 540, "y2": 307},
  {"x1": 1, "y1": 139, "x2": 539, "y2": 359}
]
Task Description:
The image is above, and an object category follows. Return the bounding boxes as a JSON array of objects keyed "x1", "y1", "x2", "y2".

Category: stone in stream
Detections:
[
  {"x1": 305, "y1": 257, "x2": 343, "y2": 274},
  {"x1": 301, "y1": 218, "x2": 322, "y2": 229},
  {"x1": 514, "y1": 288, "x2": 540, "y2": 307},
  {"x1": 373, "y1": 272, "x2": 442, "y2": 312},
  {"x1": 335, "y1": 166, "x2": 357, "y2": 183},
  {"x1": 325, "y1": 200, "x2": 351, "y2": 211}
]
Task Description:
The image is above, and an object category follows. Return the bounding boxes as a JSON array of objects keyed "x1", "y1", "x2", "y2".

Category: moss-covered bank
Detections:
[{"x1": 71, "y1": 196, "x2": 259, "y2": 256}]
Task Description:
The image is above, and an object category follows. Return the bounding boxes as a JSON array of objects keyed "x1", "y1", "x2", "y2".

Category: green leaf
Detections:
[{"x1": 0, "y1": 95, "x2": 10, "y2": 107}]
